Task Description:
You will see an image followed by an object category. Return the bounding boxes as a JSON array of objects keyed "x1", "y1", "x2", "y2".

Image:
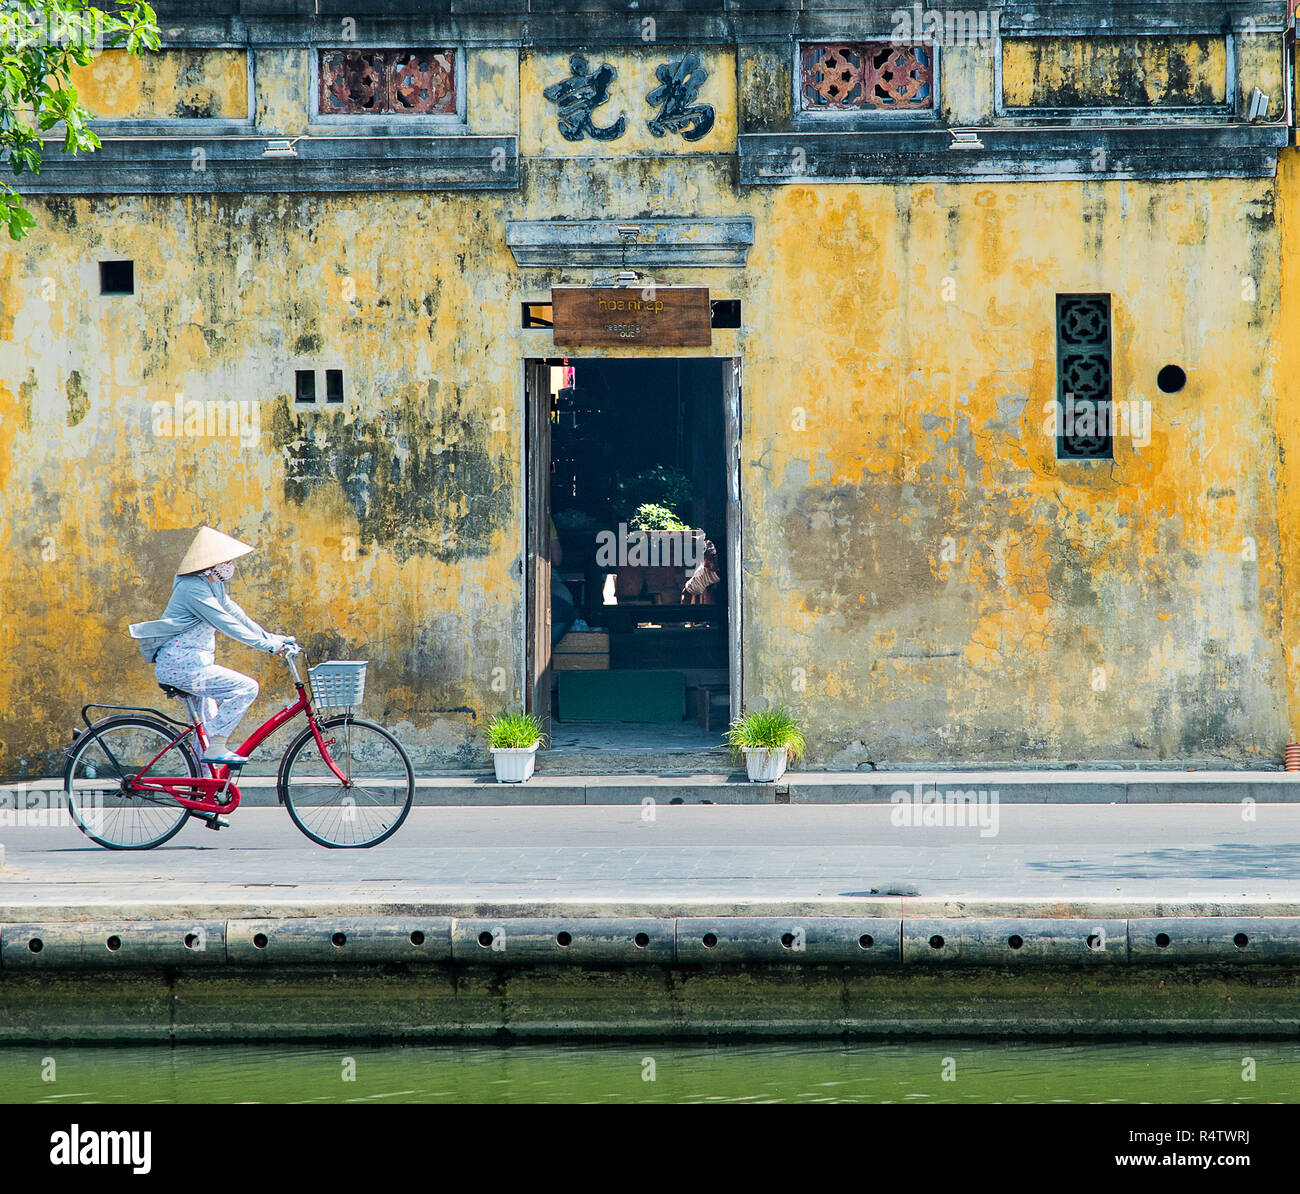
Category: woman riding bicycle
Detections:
[{"x1": 128, "y1": 526, "x2": 295, "y2": 765}]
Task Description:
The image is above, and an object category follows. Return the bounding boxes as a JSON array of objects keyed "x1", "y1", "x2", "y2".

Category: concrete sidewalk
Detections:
[
  {"x1": 3, "y1": 803, "x2": 1300, "y2": 920},
  {"x1": 7, "y1": 768, "x2": 1300, "y2": 807}
]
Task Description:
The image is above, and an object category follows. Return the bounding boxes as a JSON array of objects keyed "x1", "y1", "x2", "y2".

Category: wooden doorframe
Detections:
[
  {"x1": 523, "y1": 354, "x2": 744, "y2": 726},
  {"x1": 723, "y1": 356, "x2": 743, "y2": 720},
  {"x1": 523, "y1": 359, "x2": 555, "y2": 730}
]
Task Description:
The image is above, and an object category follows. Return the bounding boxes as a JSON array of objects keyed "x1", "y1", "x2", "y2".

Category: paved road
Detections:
[{"x1": 3, "y1": 804, "x2": 1300, "y2": 916}]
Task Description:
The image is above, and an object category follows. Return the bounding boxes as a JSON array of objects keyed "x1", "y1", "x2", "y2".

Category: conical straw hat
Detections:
[{"x1": 177, "y1": 526, "x2": 255, "y2": 575}]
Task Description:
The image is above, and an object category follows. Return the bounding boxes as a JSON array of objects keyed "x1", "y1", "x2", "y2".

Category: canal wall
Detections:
[{"x1": 3, "y1": 916, "x2": 1299, "y2": 1041}]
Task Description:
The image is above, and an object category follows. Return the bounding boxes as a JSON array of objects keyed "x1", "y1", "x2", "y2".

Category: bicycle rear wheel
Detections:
[
  {"x1": 279, "y1": 715, "x2": 414, "y2": 848},
  {"x1": 64, "y1": 717, "x2": 198, "y2": 850}
]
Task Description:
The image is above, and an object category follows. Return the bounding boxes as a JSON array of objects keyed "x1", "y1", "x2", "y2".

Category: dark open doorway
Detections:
[{"x1": 525, "y1": 356, "x2": 740, "y2": 760}]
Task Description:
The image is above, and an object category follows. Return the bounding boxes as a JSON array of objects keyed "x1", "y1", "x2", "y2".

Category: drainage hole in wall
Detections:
[
  {"x1": 1156, "y1": 933, "x2": 1171, "y2": 948},
  {"x1": 556, "y1": 931, "x2": 572, "y2": 947},
  {"x1": 1157, "y1": 364, "x2": 1187, "y2": 394},
  {"x1": 28, "y1": 938, "x2": 43, "y2": 953},
  {"x1": 253, "y1": 933, "x2": 268, "y2": 949},
  {"x1": 859, "y1": 935, "x2": 874, "y2": 949},
  {"x1": 183, "y1": 933, "x2": 199, "y2": 949},
  {"x1": 1087, "y1": 934, "x2": 1103, "y2": 949},
  {"x1": 331, "y1": 932, "x2": 347, "y2": 947},
  {"x1": 634, "y1": 933, "x2": 649, "y2": 948},
  {"x1": 478, "y1": 931, "x2": 494, "y2": 948},
  {"x1": 106, "y1": 936, "x2": 121, "y2": 952},
  {"x1": 410, "y1": 931, "x2": 425, "y2": 946},
  {"x1": 929, "y1": 935, "x2": 945, "y2": 950},
  {"x1": 780, "y1": 933, "x2": 794, "y2": 948},
  {"x1": 1008, "y1": 935, "x2": 1024, "y2": 950},
  {"x1": 702, "y1": 933, "x2": 718, "y2": 948},
  {"x1": 1234, "y1": 933, "x2": 1249, "y2": 948}
]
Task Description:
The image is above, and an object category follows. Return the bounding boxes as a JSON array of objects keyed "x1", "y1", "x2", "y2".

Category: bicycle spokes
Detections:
[{"x1": 279, "y1": 716, "x2": 414, "y2": 848}]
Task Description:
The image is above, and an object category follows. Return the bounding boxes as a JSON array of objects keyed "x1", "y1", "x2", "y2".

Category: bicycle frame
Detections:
[{"x1": 96, "y1": 652, "x2": 350, "y2": 817}]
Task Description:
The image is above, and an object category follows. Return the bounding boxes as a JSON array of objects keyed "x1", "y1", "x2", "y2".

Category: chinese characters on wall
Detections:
[{"x1": 543, "y1": 52, "x2": 716, "y2": 142}]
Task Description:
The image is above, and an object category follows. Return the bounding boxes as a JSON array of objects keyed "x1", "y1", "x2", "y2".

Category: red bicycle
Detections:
[{"x1": 63, "y1": 644, "x2": 414, "y2": 849}]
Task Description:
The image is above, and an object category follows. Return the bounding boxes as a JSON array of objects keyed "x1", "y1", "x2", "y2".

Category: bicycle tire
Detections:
[
  {"x1": 278, "y1": 715, "x2": 414, "y2": 848},
  {"x1": 64, "y1": 716, "x2": 198, "y2": 850}
]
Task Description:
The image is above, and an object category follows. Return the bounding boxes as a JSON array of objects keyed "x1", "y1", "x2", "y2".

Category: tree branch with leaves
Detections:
[{"x1": 0, "y1": 0, "x2": 159, "y2": 240}]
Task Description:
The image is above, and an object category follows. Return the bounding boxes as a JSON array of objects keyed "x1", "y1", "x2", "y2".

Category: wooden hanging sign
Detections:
[{"x1": 551, "y1": 285, "x2": 711, "y2": 347}]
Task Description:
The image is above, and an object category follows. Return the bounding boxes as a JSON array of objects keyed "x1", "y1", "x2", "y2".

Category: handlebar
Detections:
[{"x1": 279, "y1": 637, "x2": 303, "y2": 683}]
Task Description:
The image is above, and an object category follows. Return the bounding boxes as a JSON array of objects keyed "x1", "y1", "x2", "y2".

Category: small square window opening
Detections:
[
  {"x1": 326, "y1": 369, "x2": 344, "y2": 402},
  {"x1": 99, "y1": 260, "x2": 134, "y2": 295},
  {"x1": 295, "y1": 370, "x2": 317, "y2": 403}
]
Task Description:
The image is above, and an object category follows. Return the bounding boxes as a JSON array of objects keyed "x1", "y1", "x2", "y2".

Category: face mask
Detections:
[{"x1": 211, "y1": 561, "x2": 235, "y2": 582}]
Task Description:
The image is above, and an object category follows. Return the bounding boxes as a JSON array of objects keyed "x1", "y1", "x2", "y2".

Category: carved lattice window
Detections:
[
  {"x1": 319, "y1": 50, "x2": 456, "y2": 116},
  {"x1": 800, "y1": 42, "x2": 933, "y2": 110},
  {"x1": 1056, "y1": 294, "x2": 1113, "y2": 460}
]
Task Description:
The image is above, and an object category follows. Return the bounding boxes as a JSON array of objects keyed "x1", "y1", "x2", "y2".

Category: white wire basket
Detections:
[{"x1": 308, "y1": 660, "x2": 368, "y2": 709}]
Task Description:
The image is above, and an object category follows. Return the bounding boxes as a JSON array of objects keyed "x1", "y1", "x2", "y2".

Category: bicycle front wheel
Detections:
[
  {"x1": 278, "y1": 715, "x2": 414, "y2": 848},
  {"x1": 64, "y1": 717, "x2": 197, "y2": 850}
]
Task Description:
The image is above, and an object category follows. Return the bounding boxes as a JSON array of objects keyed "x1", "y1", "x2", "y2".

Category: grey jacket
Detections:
[{"x1": 129, "y1": 574, "x2": 283, "y2": 663}]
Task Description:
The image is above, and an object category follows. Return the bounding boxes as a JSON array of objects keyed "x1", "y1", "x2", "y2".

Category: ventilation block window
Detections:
[
  {"x1": 800, "y1": 43, "x2": 934, "y2": 110},
  {"x1": 295, "y1": 370, "x2": 317, "y2": 403},
  {"x1": 522, "y1": 302, "x2": 554, "y2": 329},
  {"x1": 99, "y1": 260, "x2": 134, "y2": 295},
  {"x1": 710, "y1": 299, "x2": 741, "y2": 328},
  {"x1": 1055, "y1": 293, "x2": 1113, "y2": 460},
  {"x1": 319, "y1": 50, "x2": 456, "y2": 115},
  {"x1": 326, "y1": 369, "x2": 344, "y2": 403}
]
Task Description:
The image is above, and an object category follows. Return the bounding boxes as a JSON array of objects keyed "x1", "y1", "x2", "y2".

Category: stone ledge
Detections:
[
  {"x1": 24, "y1": 134, "x2": 519, "y2": 194},
  {"x1": 506, "y1": 217, "x2": 755, "y2": 268},
  {"x1": 740, "y1": 125, "x2": 1290, "y2": 184}
]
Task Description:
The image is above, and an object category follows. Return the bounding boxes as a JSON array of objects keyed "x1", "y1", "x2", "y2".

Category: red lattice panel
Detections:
[
  {"x1": 320, "y1": 49, "x2": 456, "y2": 115},
  {"x1": 801, "y1": 42, "x2": 933, "y2": 110}
]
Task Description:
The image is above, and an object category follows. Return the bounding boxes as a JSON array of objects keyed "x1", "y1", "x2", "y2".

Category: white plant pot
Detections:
[
  {"x1": 743, "y1": 746, "x2": 788, "y2": 782},
  {"x1": 491, "y1": 744, "x2": 538, "y2": 783}
]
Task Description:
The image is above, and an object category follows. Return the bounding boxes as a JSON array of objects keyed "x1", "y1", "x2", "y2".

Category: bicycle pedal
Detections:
[{"x1": 203, "y1": 815, "x2": 230, "y2": 831}]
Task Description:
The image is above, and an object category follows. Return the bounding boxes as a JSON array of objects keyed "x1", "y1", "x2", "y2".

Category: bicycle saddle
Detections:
[{"x1": 158, "y1": 683, "x2": 193, "y2": 699}]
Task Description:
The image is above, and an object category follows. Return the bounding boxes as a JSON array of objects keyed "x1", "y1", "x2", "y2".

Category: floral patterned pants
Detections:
[{"x1": 154, "y1": 624, "x2": 259, "y2": 739}]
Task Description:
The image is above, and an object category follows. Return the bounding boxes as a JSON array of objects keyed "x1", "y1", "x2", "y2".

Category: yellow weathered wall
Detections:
[
  {"x1": 1275, "y1": 146, "x2": 1300, "y2": 744},
  {"x1": 1002, "y1": 37, "x2": 1228, "y2": 108},
  {"x1": 742, "y1": 179, "x2": 1285, "y2": 764},
  {"x1": 0, "y1": 37, "x2": 1292, "y2": 773},
  {"x1": 71, "y1": 48, "x2": 249, "y2": 120}
]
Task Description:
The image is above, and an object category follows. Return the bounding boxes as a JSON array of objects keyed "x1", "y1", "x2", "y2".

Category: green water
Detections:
[{"x1": 0, "y1": 1041, "x2": 1296, "y2": 1103}]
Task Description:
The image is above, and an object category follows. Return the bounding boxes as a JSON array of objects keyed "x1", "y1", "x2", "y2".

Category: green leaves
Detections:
[
  {"x1": 486, "y1": 711, "x2": 547, "y2": 750},
  {"x1": 1, "y1": 185, "x2": 36, "y2": 239},
  {"x1": 1, "y1": 0, "x2": 159, "y2": 239},
  {"x1": 724, "y1": 707, "x2": 806, "y2": 764}
]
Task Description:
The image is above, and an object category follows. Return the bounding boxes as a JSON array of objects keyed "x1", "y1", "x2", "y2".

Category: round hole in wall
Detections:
[
  {"x1": 184, "y1": 933, "x2": 199, "y2": 949},
  {"x1": 410, "y1": 931, "x2": 425, "y2": 947},
  {"x1": 1087, "y1": 934, "x2": 1103, "y2": 950},
  {"x1": 1157, "y1": 364, "x2": 1186, "y2": 394},
  {"x1": 106, "y1": 935, "x2": 121, "y2": 952},
  {"x1": 858, "y1": 935, "x2": 874, "y2": 949},
  {"x1": 1156, "y1": 933, "x2": 1172, "y2": 948},
  {"x1": 556, "y1": 931, "x2": 572, "y2": 947},
  {"x1": 28, "y1": 938, "x2": 43, "y2": 953},
  {"x1": 702, "y1": 933, "x2": 718, "y2": 948},
  {"x1": 634, "y1": 933, "x2": 649, "y2": 948},
  {"x1": 780, "y1": 933, "x2": 795, "y2": 948},
  {"x1": 253, "y1": 933, "x2": 268, "y2": 949},
  {"x1": 478, "y1": 931, "x2": 494, "y2": 948},
  {"x1": 1234, "y1": 933, "x2": 1249, "y2": 949},
  {"x1": 929, "y1": 934, "x2": 945, "y2": 950},
  {"x1": 1008, "y1": 935, "x2": 1024, "y2": 950},
  {"x1": 331, "y1": 932, "x2": 347, "y2": 948}
]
